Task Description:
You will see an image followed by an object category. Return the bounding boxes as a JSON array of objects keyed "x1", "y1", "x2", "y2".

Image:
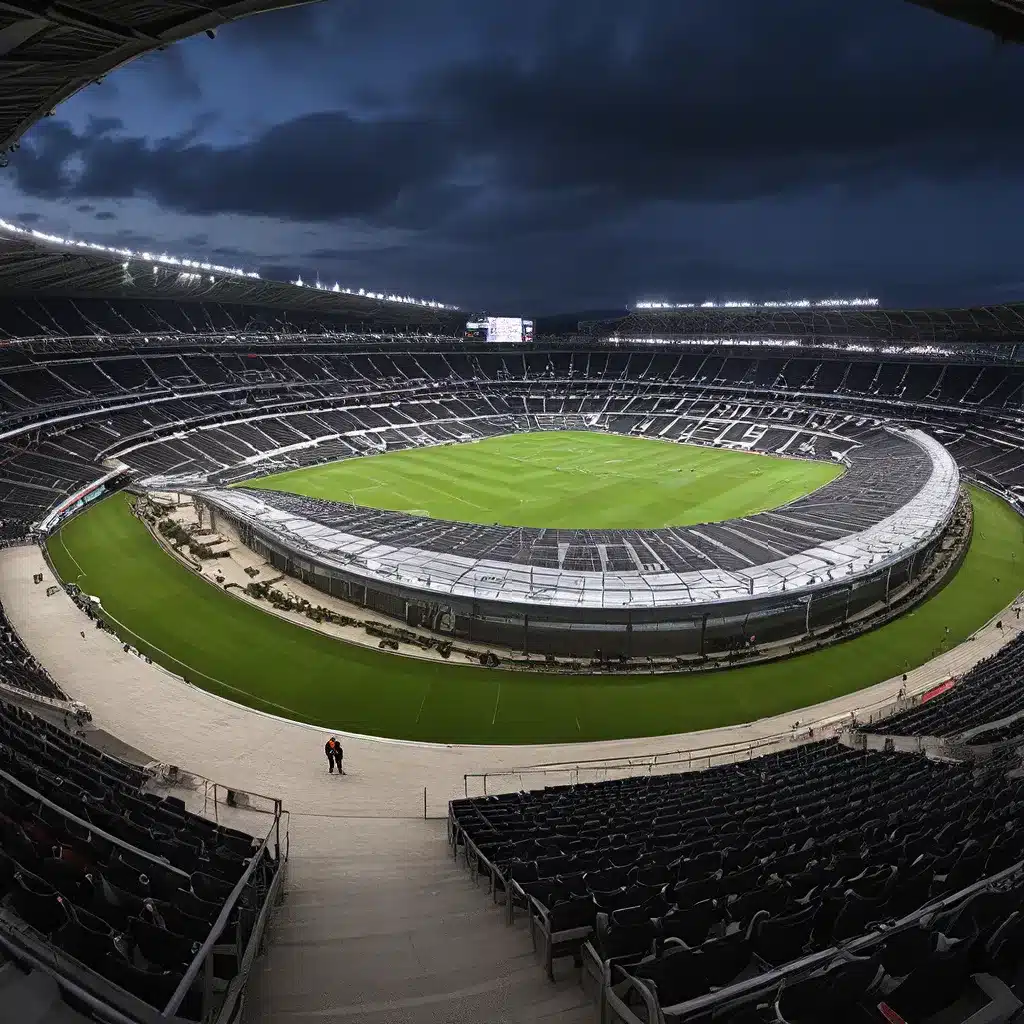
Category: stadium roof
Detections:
[
  {"x1": 194, "y1": 430, "x2": 959, "y2": 613},
  {"x1": 0, "y1": 1, "x2": 326, "y2": 158},
  {"x1": 586, "y1": 303, "x2": 1024, "y2": 344},
  {"x1": 0, "y1": 222, "x2": 466, "y2": 329},
  {"x1": 907, "y1": 1, "x2": 1024, "y2": 43}
]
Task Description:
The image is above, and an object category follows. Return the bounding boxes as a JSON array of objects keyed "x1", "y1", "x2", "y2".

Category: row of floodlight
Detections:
[
  {"x1": 635, "y1": 299, "x2": 880, "y2": 310},
  {"x1": 0, "y1": 217, "x2": 458, "y2": 310},
  {"x1": 289, "y1": 275, "x2": 457, "y2": 309},
  {"x1": 0, "y1": 218, "x2": 260, "y2": 280},
  {"x1": 604, "y1": 336, "x2": 966, "y2": 359}
]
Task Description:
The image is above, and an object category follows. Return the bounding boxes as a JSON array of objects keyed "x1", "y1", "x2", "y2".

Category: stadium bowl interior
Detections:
[{"x1": 4, "y1": 3, "x2": 1024, "y2": 1023}]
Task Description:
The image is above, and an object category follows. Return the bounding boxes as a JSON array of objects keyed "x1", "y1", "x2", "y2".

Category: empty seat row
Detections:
[
  {"x1": 451, "y1": 741, "x2": 1024, "y2": 1020},
  {"x1": 875, "y1": 632, "x2": 1024, "y2": 738},
  {"x1": 0, "y1": 700, "x2": 272, "y2": 1020}
]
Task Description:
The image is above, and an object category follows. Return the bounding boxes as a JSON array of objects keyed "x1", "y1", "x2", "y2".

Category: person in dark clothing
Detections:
[{"x1": 325, "y1": 736, "x2": 344, "y2": 775}]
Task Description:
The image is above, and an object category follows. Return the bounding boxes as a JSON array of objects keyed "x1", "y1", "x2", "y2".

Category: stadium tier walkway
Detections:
[
  {"x1": 2, "y1": 544, "x2": 1022, "y2": 818},
  {"x1": 242, "y1": 817, "x2": 594, "y2": 1024},
  {"x1": 2, "y1": 545, "x2": 1023, "y2": 1023}
]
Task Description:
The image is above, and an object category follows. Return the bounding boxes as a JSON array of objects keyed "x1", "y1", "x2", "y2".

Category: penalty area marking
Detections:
[{"x1": 491, "y1": 683, "x2": 501, "y2": 726}]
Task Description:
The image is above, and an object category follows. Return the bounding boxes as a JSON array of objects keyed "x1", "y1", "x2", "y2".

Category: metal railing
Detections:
[
  {"x1": 0, "y1": 676, "x2": 88, "y2": 719},
  {"x1": 606, "y1": 855, "x2": 1024, "y2": 1024},
  {"x1": 461, "y1": 685, "x2": 929, "y2": 797},
  {"x1": 0, "y1": 748, "x2": 288, "y2": 1023},
  {"x1": 162, "y1": 808, "x2": 286, "y2": 1021},
  {"x1": 147, "y1": 762, "x2": 284, "y2": 823}
]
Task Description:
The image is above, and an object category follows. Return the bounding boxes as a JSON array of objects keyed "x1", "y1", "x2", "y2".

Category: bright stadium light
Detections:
[
  {"x1": 635, "y1": 297, "x2": 880, "y2": 310},
  {"x1": 604, "y1": 335, "x2": 967, "y2": 360},
  {"x1": 289, "y1": 270, "x2": 456, "y2": 309},
  {"x1": 0, "y1": 216, "x2": 458, "y2": 310},
  {"x1": 0, "y1": 219, "x2": 261, "y2": 280}
]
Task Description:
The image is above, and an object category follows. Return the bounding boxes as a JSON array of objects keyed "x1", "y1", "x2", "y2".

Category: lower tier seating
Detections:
[
  {"x1": 451, "y1": 741, "x2": 1024, "y2": 1021},
  {"x1": 0, "y1": 700, "x2": 281, "y2": 1021},
  {"x1": 874, "y1": 632, "x2": 1024, "y2": 738}
]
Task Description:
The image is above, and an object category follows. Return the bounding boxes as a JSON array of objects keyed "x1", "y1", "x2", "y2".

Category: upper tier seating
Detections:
[
  {"x1": 0, "y1": 339, "x2": 1022, "y2": 524},
  {"x1": 0, "y1": 296, "x2": 459, "y2": 343}
]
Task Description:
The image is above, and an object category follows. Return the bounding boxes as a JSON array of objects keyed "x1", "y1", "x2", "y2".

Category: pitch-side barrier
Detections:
[{"x1": 461, "y1": 677, "x2": 944, "y2": 797}]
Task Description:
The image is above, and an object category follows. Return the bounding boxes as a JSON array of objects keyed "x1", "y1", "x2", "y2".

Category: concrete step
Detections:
[{"x1": 243, "y1": 820, "x2": 593, "y2": 1024}]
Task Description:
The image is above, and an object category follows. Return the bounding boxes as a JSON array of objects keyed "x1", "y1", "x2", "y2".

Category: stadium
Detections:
[{"x1": 3, "y1": 2, "x2": 1024, "y2": 1024}]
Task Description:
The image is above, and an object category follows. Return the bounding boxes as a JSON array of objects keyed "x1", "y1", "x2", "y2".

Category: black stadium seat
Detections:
[
  {"x1": 454, "y1": 739, "x2": 1024, "y2": 1018},
  {"x1": 0, "y1": 698, "x2": 277, "y2": 1021}
]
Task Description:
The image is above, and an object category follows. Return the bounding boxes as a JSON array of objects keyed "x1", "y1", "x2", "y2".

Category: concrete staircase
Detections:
[{"x1": 242, "y1": 818, "x2": 593, "y2": 1024}]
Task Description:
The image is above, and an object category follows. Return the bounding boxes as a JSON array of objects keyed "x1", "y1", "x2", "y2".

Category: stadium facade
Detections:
[{"x1": 189, "y1": 425, "x2": 960, "y2": 659}]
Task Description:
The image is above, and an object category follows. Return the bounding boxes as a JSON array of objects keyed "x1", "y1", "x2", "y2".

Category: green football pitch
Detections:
[
  {"x1": 46, "y1": 479, "x2": 1024, "y2": 745},
  {"x1": 243, "y1": 431, "x2": 842, "y2": 529}
]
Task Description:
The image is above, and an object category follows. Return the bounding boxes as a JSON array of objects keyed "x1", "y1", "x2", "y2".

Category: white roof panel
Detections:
[{"x1": 197, "y1": 428, "x2": 959, "y2": 612}]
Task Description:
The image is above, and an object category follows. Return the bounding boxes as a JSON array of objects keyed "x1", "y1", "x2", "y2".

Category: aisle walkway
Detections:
[{"x1": 243, "y1": 818, "x2": 591, "y2": 1024}]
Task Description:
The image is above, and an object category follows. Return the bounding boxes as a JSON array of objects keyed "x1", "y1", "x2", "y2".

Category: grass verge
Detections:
[{"x1": 46, "y1": 486, "x2": 1024, "y2": 745}]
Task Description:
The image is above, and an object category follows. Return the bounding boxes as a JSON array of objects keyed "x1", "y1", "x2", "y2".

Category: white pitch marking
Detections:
[
  {"x1": 415, "y1": 682, "x2": 432, "y2": 725},
  {"x1": 60, "y1": 530, "x2": 87, "y2": 580}
]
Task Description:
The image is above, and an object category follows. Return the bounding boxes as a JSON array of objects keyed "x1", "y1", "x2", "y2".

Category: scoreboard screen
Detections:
[{"x1": 465, "y1": 317, "x2": 534, "y2": 343}]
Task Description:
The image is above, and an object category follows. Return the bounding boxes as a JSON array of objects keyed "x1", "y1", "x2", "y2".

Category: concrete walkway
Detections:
[
  {"x1": 243, "y1": 818, "x2": 593, "y2": 1024},
  {"x1": 2, "y1": 544, "x2": 1021, "y2": 818}
]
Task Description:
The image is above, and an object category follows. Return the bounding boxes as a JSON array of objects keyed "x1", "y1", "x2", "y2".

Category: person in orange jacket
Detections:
[{"x1": 325, "y1": 736, "x2": 344, "y2": 775}]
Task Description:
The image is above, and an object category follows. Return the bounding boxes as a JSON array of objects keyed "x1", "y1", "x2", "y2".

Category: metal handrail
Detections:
[
  {"x1": 162, "y1": 806, "x2": 285, "y2": 1018},
  {"x1": 0, "y1": 732, "x2": 288, "y2": 1023},
  {"x1": 639, "y1": 856, "x2": 1024, "y2": 1022},
  {"x1": 0, "y1": 926, "x2": 143, "y2": 1024},
  {"x1": 511, "y1": 728, "x2": 822, "y2": 771},
  {"x1": 0, "y1": 763, "x2": 286, "y2": 1023},
  {"x1": 212, "y1": 849, "x2": 287, "y2": 1022},
  {"x1": 462, "y1": 703, "x2": 887, "y2": 796},
  {"x1": 148, "y1": 761, "x2": 283, "y2": 821},
  {"x1": 0, "y1": 676, "x2": 81, "y2": 715}
]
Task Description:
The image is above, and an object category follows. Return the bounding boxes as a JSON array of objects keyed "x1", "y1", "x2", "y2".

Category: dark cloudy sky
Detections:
[{"x1": 3, "y1": 0, "x2": 1024, "y2": 315}]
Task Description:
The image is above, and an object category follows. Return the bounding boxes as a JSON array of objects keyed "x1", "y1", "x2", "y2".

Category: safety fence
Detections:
[{"x1": 461, "y1": 672, "x2": 951, "y2": 797}]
